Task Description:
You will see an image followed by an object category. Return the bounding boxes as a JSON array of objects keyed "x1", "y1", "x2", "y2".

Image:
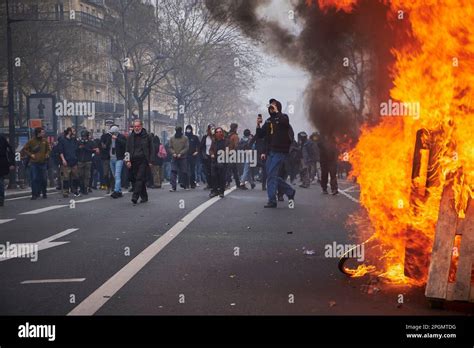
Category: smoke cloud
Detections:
[{"x1": 205, "y1": 0, "x2": 408, "y2": 140}]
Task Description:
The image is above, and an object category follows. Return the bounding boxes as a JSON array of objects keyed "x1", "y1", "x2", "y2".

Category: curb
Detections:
[{"x1": 5, "y1": 187, "x2": 58, "y2": 199}]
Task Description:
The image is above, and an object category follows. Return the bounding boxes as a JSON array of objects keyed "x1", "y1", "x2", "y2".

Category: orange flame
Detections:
[{"x1": 315, "y1": 0, "x2": 474, "y2": 285}]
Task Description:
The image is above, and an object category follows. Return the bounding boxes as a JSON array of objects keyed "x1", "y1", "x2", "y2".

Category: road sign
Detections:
[{"x1": 29, "y1": 119, "x2": 42, "y2": 128}]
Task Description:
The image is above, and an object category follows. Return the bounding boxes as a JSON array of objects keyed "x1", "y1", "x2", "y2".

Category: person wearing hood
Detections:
[
  {"x1": 256, "y1": 98, "x2": 296, "y2": 208},
  {"x1": 77, "y1": 130, "x2": 96, "y2": 195},
  {"x1": 185, "y1": 125, "x2": 200, "y2": 189},
  {"x1": 200, "y1": 123, "x2": 215, "y2": 190},
  {"x1": 169, "y1": 126, "x2": 189, "y2": 192},
  {"x1": 125, "y1": 119, "x2": 154, "y2": 204}
]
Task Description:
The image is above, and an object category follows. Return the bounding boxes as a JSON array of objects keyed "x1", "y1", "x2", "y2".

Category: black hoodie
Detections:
[
  {"x1": 185, "y1": 127, "x2": 200, "y2": 157},
  {"x1": 256, "y1": 100, "x2": 293, "y2": 154}
]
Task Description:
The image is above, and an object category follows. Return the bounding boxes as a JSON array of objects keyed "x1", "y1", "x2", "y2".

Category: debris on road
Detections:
[
  {"x1": 287, "y1": 231, "x2": 293, "y2": 234},
  {"x1": 329, "y1": 300, "x2": 336, "y2": 307},
  {"x1": 303, "y1": 249, "x2": 316, "y2": 255}
]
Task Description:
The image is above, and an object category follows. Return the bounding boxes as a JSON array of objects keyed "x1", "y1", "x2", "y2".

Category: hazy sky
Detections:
[{"x1": 248, "y1": 0, "x2": 314, "y2": 133}]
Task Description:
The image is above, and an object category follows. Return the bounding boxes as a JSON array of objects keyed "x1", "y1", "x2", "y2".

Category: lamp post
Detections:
[{"x1": 6, "y1": 0, "x2": 17, "y2": 187}]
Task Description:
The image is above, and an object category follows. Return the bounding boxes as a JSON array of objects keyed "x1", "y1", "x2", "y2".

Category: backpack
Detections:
[{"x1": 157, "y1": 144, "x2": 167, "y2": 159}]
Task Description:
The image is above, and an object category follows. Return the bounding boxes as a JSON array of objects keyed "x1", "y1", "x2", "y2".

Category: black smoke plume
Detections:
[{"x1": 205, "y1": 0, "x2": 410, "y2": 140}]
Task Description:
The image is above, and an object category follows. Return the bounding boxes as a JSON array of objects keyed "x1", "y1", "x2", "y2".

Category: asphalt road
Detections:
[{"x1": 0, "y1": 179, "x2": 462, "y2": 315}]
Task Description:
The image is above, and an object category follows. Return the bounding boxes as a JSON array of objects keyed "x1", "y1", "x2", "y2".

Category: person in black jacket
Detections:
[
  {"x1": 77, "y1": 130, "x2": 96, "y2": 195},
  {"x1": 108, "y1": 126, "x2": 127, "y2": 198},
  {"x1": 99, "y1": 129, "x2": 113, "y2": 194},
  {"x1": 256, "y1": 98, "x2": 296, "y2": 208},
  {"x1": 125, "y1": 119, "x2": 154, "y2": 204},
  {"x1": 209, "y1": 127, "x2": 227, "y2": 198},
  {"x1": 318, "y1": 134, "x2": 339, "y2": 195},
  {"x1": 58, "y1": 127, "x2": 80, "y2": 198},
  {"x1": 185, "y1": 125, "x2": 200, "y2": 189},
  {"x1": 0, "y1": 134, "x2": 15, "y2": 207}
]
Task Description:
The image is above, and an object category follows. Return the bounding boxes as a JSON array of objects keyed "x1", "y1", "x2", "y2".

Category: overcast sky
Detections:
[{"x1": 248, "y1": 0, "x2": 314, "y2": 133}]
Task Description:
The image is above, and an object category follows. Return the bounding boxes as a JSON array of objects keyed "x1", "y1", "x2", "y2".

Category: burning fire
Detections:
[{"x1": 313, "y1": 0, "x2": 474, "y2": 285}]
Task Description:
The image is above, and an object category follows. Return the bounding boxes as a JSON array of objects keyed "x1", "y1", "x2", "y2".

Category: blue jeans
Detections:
[
  {"x1": 266, "y1": 152, "x2": 295, "y2": 204},
  {"x1": 30, "y1": 162, "x2": 47, "y2": 197},
  {"x1": 240, "y1": 162, "x2": 254, "y2": 185},
  {"x1": 110, "y1": 159, "x2": 124, "y2": 193}
]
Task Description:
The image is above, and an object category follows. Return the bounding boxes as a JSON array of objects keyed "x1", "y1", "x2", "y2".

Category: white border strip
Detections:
[{"x1": 21, "y1": 278, "x2": 85, "y2": 284}]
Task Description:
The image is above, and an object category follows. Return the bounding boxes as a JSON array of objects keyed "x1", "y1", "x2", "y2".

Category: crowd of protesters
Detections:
[{"x1": 0, "y1": 98, "x2": 349, "y2": 208}]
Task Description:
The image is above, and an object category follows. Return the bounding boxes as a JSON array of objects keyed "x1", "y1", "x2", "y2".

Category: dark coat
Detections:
[
  {"x1": 150, "y1": 135, "x2": 163, "y2": 166},
  {"x1": 0, "y1": 134, "x2": 15, "y2": 176},
  {"x1": 256, "y1": 112, "x2": 293, "y2": 155},
  {"x1": 58, "y1": 136, "x2": 79, "y2": 167},
  {"x1": 126, "y1": 128, "x2": 153, "y2": 163},
  {"x1": 99, "y1": 133, "x2": 112, "y2": 160},
  {"x1": 318, "y1": 137, "x2": 338, "y2": 163}
]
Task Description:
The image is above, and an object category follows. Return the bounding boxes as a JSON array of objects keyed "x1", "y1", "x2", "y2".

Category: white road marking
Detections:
[
  {"x1": 21, "y1": 278, "x2": 85, "y2": 284},
  {"x1": 75, "y1": 197, "x2": 104, "y2": 203},
  {"x1": 19, "y1": 205, "x2": 68, "y2": 215},
  {"x1": 68, "y1": 187, "x2": 237, "y2": 316},
  {"x1": 0, "y1": 228, "x2": 79, "y2": 262},
  {"x1": 6, "y1": 192, "x2": 59, "y2": 201},
  {"x1": 341, "y1": 185, "x2": 358, "y2": 192},
  {"x1": 0, "y1": 219, "x2": 15, "y2": 224},
  {"x1": 18, "y1": 196, "x2": 105, "y2": 215},
  {"x1": 339, "y1": 189, "x2": 359, "y2": 203}
]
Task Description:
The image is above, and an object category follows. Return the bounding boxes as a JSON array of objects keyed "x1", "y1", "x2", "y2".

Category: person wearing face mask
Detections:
[
  {"x1": 185, "y1": 125, "x2": 200, "y2": 189},
  {"x1": 169, "y1": 126, "x2": 189, "y2": 192},
  {"x1": 256, "y1": 98, "x2": 296, "y2": 208}
]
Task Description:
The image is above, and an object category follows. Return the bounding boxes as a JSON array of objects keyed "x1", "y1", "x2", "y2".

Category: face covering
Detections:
[{"x1": 186, "y1": 129, "x2": 192, "y2": 134}]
